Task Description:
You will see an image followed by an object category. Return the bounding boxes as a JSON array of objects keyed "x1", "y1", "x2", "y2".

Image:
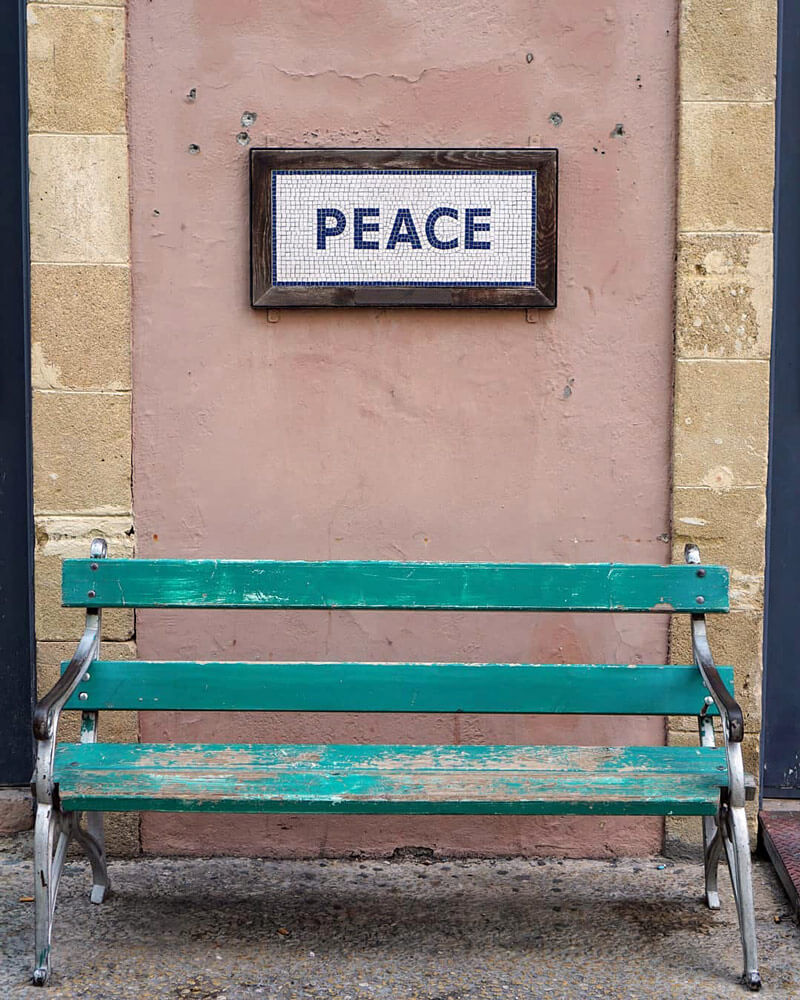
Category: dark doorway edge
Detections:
[
  {"x1": 761, "y1": 1, "x2": 800, "y2": 802},
  {"x1": 0, "y1": 0, "x2": 35, "y2": 785}
]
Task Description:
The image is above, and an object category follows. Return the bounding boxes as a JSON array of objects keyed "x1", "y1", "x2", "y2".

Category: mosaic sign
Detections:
[{"x1": 250, "y1": 149, "x2": 557, "y2": 308}]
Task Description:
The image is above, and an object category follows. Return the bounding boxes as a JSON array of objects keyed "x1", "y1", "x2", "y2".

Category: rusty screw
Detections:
[
  {"x1": 90, "y1": 562, "x2": 99, "y2": 571},
  {"x1": 696, "y1": 568, "x2": 706, "y2": 578},
  {"x1": 87, "y1": 590, "x2": 96, "y2": 598}
]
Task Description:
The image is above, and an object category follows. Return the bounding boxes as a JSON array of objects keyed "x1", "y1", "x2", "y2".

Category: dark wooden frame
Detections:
[{"x1": 250, "y1": 148, "x2": 557, "y2": 308}]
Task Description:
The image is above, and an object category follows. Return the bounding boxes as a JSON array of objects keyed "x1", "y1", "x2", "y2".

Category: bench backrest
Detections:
[
  {"x1": 63, "y1": 559, "x2": 727, "y2": 612},
  {"x1": 61, "y1": 559, "x2": 732, "y2": 718}
]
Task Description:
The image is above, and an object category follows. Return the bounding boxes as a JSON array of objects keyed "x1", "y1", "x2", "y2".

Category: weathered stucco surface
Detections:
[{"x1": 128, "y1": 0, "x2": 678, "y2": 857}]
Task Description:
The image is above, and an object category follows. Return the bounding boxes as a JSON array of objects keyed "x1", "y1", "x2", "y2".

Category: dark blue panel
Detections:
[
  {"x1": 763, "y1": 2, "x2": 800, "y2": 798},
  {"x1": 0, "y1": 0, "x2": 34, "y2": 783}
]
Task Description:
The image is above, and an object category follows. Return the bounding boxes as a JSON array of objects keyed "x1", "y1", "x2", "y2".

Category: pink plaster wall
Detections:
[{"x1": 128, "y1": 0, "x2": 678, "y2": 857}]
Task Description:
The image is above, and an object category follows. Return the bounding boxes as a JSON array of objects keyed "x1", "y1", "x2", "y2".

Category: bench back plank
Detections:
[
  {"x1": 64, "y1": 661, "x2": 733, "y2": 715},
  {"x1": 62, "y1": 559, "x2": 728, "y2": 612}
]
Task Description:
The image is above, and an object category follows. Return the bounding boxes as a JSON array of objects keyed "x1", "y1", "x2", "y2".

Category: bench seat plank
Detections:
[
  {"x1": 54, "y1": 743, "x2": 729, "y2": 816},
  {"x1": 62, "y1": 559, "x2": 728, "y2": 612},
  {"x1": 63, "y1": 661, "x2": 733, "y2": 716}
]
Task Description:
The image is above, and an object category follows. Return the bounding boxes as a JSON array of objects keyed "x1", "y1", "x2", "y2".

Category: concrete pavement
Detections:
[{"x1": 1, "y1": 833, "x2": 798, "y2": 999}]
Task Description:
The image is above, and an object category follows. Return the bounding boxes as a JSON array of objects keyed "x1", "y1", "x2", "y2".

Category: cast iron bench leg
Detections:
[
  {"x1": 703, "y1": 816, "x2": 724, "y2": 910},
  {"x1": 33, "y1": 802, "x2": 63, "y2": 986},
  {"x1": 33, "y1": 805, "x2": 112, "y2": 986},
  {"x1": 721, "y1": 799, "x2": 761, "y2": 991},
  {"x1": 699, "y1": 713, "x2": 723, "y2": 909},
  {"x1": 688, "y1": 546, "x2": 761, "y2": 991}
]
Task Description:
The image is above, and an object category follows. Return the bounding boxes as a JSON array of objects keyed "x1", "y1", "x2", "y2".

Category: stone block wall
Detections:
[
  {"x1": 669, "y1": 0, "x2": 776, "y2": 844},
  {"x1": 27, "y1": 0, "x2": 138, "y2": 854}
]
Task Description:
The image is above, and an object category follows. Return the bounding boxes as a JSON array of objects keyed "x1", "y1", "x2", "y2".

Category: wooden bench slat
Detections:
[
  {"x1": 54, "y1": 743, "x2": 729, "y2": 816},
  {"x1": 64, "y1": 661, "x2": 733, "y2": 716},
  {"x1": 61, "y1": 559, "x2": 728, "y2": 612}
]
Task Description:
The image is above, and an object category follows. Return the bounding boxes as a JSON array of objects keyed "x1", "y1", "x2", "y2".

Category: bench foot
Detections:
[
  {"x1": 721, "y1": 803, "x2": 760, "y2": 990},
  {"x1": 70, "y1": 812, "x2": 110, "y2": 904},
  {"x1": 32, "y1": 965, "x2": 50, "y2": 987},
  {"x1": 90, "y1": 883, "x2": 109, "y2": 905}
]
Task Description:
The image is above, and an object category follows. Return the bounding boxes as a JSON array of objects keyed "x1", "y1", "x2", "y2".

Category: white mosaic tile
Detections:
[{"x1": 272, "y1": 170, "x2": 537, "y2": 287}]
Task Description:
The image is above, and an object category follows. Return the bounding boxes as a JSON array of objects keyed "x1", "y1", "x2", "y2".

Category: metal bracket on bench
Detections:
[
  {"x1": 684, "y1": 544, "x2": 744, "y2": 743},
  {"x1": 32, "y1": 538, "x2": 106, "y2": 803},
  {"x1": 684, "y1": 544, "x2": 746, "y2": 813}
]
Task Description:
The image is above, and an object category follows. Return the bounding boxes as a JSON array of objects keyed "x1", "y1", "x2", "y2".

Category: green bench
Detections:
[{"x1": 31, "y1": 540, "x2": 761, "y2": 989}]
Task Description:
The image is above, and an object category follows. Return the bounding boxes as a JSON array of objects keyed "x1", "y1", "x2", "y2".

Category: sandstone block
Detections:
[
  {"x1": 680, "y1": 0, "x2": 777, "y2": 102},
  {"x1": 34, "y1": 518, "x2": 134, "y2": 640},
  {"x1": 33, "y1": 390, "x2": 131, "y2": 513},
  {"x1": 29, "y1": 134, "x2": 129, "y2": 263},
  {"x1": 0, "y1": 789, "x2": 34, "y2": 833},
  {"x1": 673, "y1": 360, "x2": 769, "y2": 489},
  {"x1": 31, "y1": 264, "x2": 131, "y2": 391},
  {"x1": 104, "y1": 812, "x2": 141, "y2": 857},
  {"x1": 676, "y1": 233, "x2": 773, "y2": 359},
  {"x1": 27, "y1": 4, "x2": 125, "y2": 134},
  {"x1": 679, "y1": 103, "x2": 775, "y2": 233},
  {"x1": 672, "y1": 486, "x2": 766, "y2": 574}
]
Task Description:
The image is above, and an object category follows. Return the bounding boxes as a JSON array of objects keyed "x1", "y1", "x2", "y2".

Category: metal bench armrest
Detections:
[
  {"x1": 32, "y1": 539, "x2": 107, "y2": 807},
  {"x1": 32, "y1": 611, "x2": 99, "y2": 806},
  {"x1": 690, "y1": 612, "x2": 744, "y2": 743},
  {"x1": 684, "y1": 543, "x2": 744, "y2": 744},
  {"x1": 33, "y1": 612, "x2": 99, "y2": 742},
  {"x1": 685, "y1": 544, "x2": 747, "y2": 811}
]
